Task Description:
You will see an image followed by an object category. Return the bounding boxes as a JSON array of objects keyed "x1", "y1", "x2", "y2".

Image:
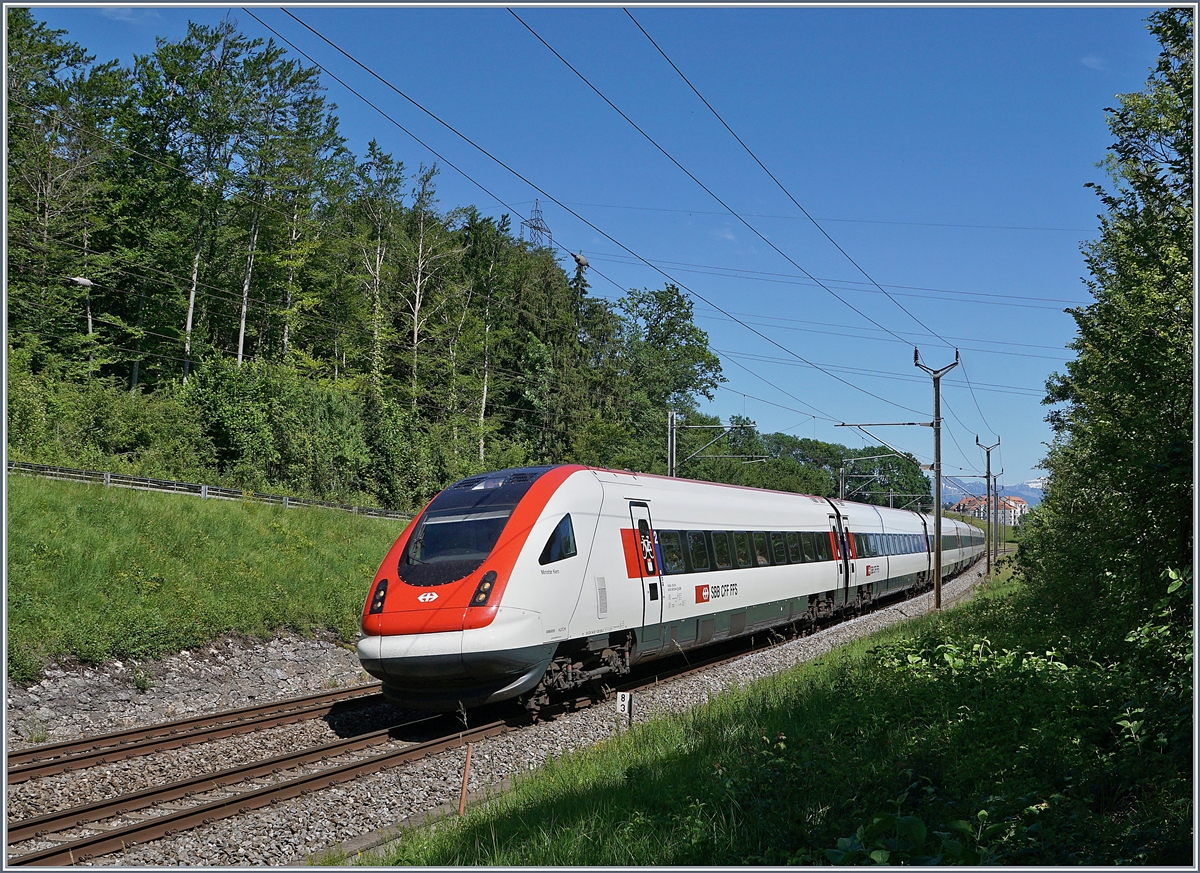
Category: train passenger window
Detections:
[
  {"x1": 888, "y1": 534, "x2": 897, "y2": 555},
  {"x1": 687, "y1": 531, "x2": 711, "y2": 572},
  {"x1": 538, "y1": 514, "x2": 578, "y2": 565},
  {"x1": 770, "y1": 532, "x2": 788, "y2": 564},
  {"x1": 711, "y1": 531, "x2": 732, "y2": 570},
  {"x1": 816, "y1": 531, "x2": 834, "y2": 562},
  {"x1": 854, "y1": 533, "x2": 867, "y2": 558},
  {"x1": 658, "y1": 531, "x2": 685, "y2": 574},
  {"x1": 800, "y1": 532, "x2": 817, "y2": 562},
  {"x1": 733, "y1": 532, "x2": 753, "y2": 568},
  {"x1": 785, "y1": 532, "x2": 802, "y2": 563},
  {"x1": 751, "y1": 532, "x2": 772, "y2": 566}
]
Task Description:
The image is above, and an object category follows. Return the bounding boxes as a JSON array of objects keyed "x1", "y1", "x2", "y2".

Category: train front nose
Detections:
[
  {"x1": 359, "y1": 608, "x2": 556, "y2": 711},
  {"x1": 358, "y1": 620, "x2": 468, "y2": 705}
]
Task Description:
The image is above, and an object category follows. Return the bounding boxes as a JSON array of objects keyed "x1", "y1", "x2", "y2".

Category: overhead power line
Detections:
[
  {"x1": 580, "y1": 249, "x2": 1090, "y2": 308},
  {"x1": 543, "y1": 199, "x2": 1095, "y2": 233},
  {"x1": 507, "y1": 9, "x2": 920, "y2": 349},
  {"x1": 622, "y1": 8, "x2": 949, "y2": 347},
  {"x1": 262, "y1": 8, "x2": 928, "y2": 418},
  {"x1": 623, "y1": 9, "x2": 1002, "y2": 440}
]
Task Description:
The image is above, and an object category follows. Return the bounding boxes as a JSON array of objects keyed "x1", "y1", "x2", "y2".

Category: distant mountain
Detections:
[
  {"x1": 942, "y1": 478, "x2": 986, "y2": 500},
  {"x1": 1000, "y1": 479, "x2": 1046, "y2": 507},
  {"x1": 942, "y1": 477, "x2": 1045, "y2": 507}
]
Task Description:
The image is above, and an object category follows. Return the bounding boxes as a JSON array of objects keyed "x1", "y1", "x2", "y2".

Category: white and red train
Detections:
[{"x1": 358, "y1": 465, "x2": 984, "y2": 711}]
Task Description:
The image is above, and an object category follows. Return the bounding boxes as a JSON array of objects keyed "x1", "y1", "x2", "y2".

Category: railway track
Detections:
[
  {"x1": 5, "y1": 627, "x2": 805, "y2": 867},
  {"x1": 7, "y1": 563, "x2": 991, "y2": 866},
  {"x1": 6, "y1": 683, "x2": 383, "y2": 784}
]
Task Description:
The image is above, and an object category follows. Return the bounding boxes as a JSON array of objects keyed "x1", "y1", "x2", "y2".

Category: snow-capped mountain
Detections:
[
  {"x1": 941, "y1": 477, "x2": 1045, "y2": 507},
  {"x1": 1000, "y1": 479, "x2": 1046, "y2": 507}
]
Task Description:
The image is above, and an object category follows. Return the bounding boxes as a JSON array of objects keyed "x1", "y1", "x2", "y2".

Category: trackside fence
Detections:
[{"x1": 6, "y1": 460, "x2": 413, "y2": 521}]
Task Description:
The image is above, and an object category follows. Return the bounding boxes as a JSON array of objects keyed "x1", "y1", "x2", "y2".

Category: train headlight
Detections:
[
  {"x1": 368, "y1": 579, "x2": 388, "y2": 614},
  {"x1": 471, "y1": 570, "x2": 498, "y2": 607}
]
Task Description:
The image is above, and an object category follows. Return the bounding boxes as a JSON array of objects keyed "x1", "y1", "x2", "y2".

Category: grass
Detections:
[
  {"x1": 363, "y1": 562, "x2": 1191, "y2": 866},
  {"x1": 6, "y1": 474, "x2": 407, "y2": 684}
]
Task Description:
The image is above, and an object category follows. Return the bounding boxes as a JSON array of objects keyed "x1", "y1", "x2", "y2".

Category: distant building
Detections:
[
  {"x1": 950, "y1": 494, "x2": 1029, "y2": 526},
  {"x1": 997, "y1": 495, "x2": 1028, "y2": 526}
]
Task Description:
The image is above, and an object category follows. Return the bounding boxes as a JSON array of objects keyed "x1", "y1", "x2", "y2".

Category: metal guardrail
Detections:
[{"x1": 6, "y1": 460, "x2": 412, "y2": 521}]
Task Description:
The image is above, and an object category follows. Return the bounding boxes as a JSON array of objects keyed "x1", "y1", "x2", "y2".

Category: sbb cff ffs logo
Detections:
[{"x1": 696, "y1": 585, "x2": 710, "y2": 603}]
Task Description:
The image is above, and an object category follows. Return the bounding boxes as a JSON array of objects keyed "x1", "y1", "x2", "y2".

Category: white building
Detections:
[{"x1": 950, "y1": 494, "x2": 1028, "y2": 527}]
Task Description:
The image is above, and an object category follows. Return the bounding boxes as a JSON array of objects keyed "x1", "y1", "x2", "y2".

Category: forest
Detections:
[{"x1": 6, "y1": 9, "x2": 930, "y2": 511}]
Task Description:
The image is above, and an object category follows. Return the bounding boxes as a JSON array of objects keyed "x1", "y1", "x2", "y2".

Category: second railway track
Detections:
[{"x1": 6, "y1": 683, "x2": 384, "y2": 783}]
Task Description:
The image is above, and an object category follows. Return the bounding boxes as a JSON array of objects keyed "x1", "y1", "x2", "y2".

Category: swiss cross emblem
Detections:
[{"x1": 696, "y1": 585, "x2": 710, "y2": 603}]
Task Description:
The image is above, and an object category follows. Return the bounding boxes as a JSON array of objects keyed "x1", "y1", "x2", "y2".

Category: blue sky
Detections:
[{"x1": 31, "y1": 4, "x2": 1168, "y2": 491}]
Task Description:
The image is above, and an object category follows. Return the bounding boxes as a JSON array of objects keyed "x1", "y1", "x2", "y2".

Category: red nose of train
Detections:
[{"x1": 361, "y1": 563, "x2": 503, "y2": 636}]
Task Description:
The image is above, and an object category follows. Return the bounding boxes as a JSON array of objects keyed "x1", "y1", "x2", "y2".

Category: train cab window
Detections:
[
  {"x1": 785, "y1": 532, "x2": 802, "y2": 563},
  {"x1": 733, "y1": 532, "x2": 753, "y2": 568},
  {"x1": 770, "y1": 532, "x2": 788, "y2": 564},
  {"x1": 658, "y1": 531, "x2": 685, "y2": 574},
  {"x1": 751, "y1": 532, "x2": 772, "y2": 566},
  {"x1": 686, "y1": 531, "x2": 711, "y2": 572},
  {"x1": 399, "y1": 508, "x2": 513, "y2": 586},
  {"x1": 538, "y1": 514, "x2": 578, "y2": 565},
  {"x1": 711, "y1": 531, "x2": 733, "y2": 570}
]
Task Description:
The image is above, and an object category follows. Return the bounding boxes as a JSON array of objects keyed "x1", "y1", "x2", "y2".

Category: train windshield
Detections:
[{"x1": 398, "y1": 509, "x2": 512, "y2": 587}]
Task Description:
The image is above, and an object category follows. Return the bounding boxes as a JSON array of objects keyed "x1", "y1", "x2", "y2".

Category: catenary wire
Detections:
[
  {"x1": 622, "y1": 8, "x2": 949, "y2": 347},
  {"x1": 580, "y1": 249, "x2": 1090, "y2": 309},
  {"x1": 542, "y1": 199, "x2": 1095, "y2": 233},
  {"x1": 267, "y1": 8, "x2": 929, "y2": 418},
  {"x1": 714, "y1": 349, "x2": 1043, "y2": 397},
  {"x1": 621, "y1": 11, "x2": 1022, "y2": 438},
  {"x1": 692, "y1": 313, "x2": 1070, "y2": 362},
  {"x1": 508, "y1": 9, "x2": 921, "y2": 349}
]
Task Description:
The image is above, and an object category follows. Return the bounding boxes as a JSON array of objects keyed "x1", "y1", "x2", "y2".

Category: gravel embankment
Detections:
[{"x1": 5, "y1": 562, "x2": 987, "y2": 866}]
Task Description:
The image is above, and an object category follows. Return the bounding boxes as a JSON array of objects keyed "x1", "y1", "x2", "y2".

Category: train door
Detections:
[
  {"x1": 629, "y1": 502, "x2": 663, "y2": 652},
  {"x1": 918, "y1": 515, "x2": 932, "y2": 582},
  {"x1": 829, "y1": 513, "x2": 855, "y2": 603}
]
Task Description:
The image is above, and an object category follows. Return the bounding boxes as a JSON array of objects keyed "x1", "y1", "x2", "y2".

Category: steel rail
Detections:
[
  {"x1": 8, "y1": 719, "x2": 511, "y2": 867},
  {"x1": 6, "y1": 712, "x2": 448, "y2": 844},
  {"x1": 7, "y1": 683, "x2": 383, "y2": 782},
  {"x1": 7, "y1": 638, "x2": 775, "y2": 860}
]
